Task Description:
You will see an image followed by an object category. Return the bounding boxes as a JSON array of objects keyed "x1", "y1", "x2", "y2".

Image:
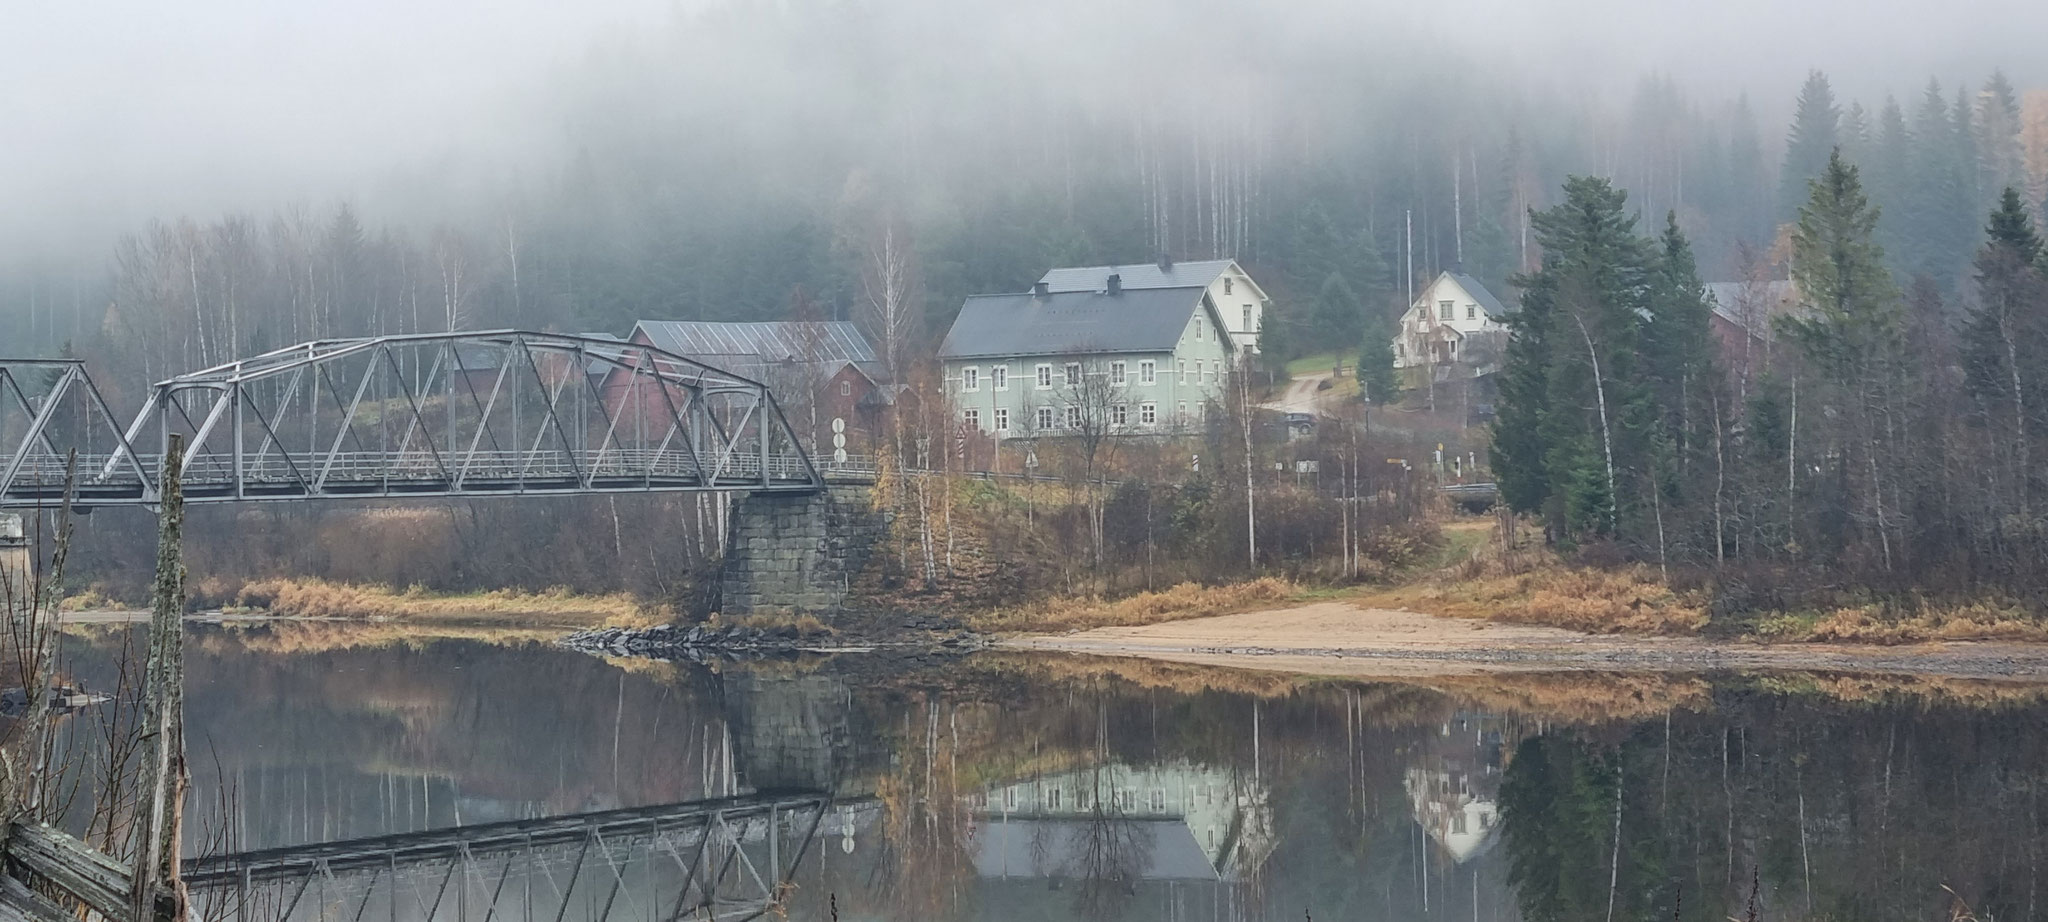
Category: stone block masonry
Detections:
[{"x1": 719, "y1": 485, "x2": 889, "y2": 616}]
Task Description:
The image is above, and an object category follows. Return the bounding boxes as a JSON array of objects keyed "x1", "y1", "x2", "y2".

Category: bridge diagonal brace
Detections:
[
  {"x1": 378, "y1": 346, "x2": 455, "y2": 486},
  {"x1": 514, "y1": 336, "x2": 586, "y2": 486}
]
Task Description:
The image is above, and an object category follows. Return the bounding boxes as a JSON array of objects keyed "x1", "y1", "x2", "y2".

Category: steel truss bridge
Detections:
[
  {"x1": 0, "y1": 333, "x2": 823, "y2": 509},
  {"x1": 180, "y1": 792, "x2": 831, "y2": 922}
]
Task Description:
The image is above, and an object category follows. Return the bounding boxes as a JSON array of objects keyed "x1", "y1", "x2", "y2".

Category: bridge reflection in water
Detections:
[{"x1": 182, "y1": 793, "x2": 831, "y2": 922}]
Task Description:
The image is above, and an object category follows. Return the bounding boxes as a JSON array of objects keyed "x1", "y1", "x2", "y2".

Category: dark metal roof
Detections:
[
  {"x1": 1444, "y1": 272, "x2": 1511, "y2": 319},
  {"x1": 633, "y1": 321, "x2": 878, "y2": 368},
  {"x1": 1039, "y1": 259, "x2": 1240, "y2": 293},
  {"x1": 938, "y1": 286, "x2": 1222, "y2": 359}
]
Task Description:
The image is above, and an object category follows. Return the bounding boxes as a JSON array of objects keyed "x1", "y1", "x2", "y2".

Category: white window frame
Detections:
[
  {"x1": 1112, "y1": 404, "x2": 1128, "y2": 426},
  {"x1": 1177, "y1": 401, "x2": 1188, "y2": 424},
  {"x1": 1439, "y1": 299, "x2": 1455, "y2": 320},
  {"x1": 1177, "y1": 359, "x2": 1187, "y2": 384},
  {"x1": 991, "y1": 365, "x2": 1008, "y2": 391},
  {"x1": 1037, "y1": 406, "x2": 1055, "y2": 430},
  {"x1": 1140, "y1": 402, "x2": 1156, "y2": 425},
  {"x1": 1140, "y1": 360, "x2": 1157, "y2": 384},
  {"x1": 1466, "y1": 304, "x2": 1477, "y2": 320},
  {"x1": 961, "y1": 366, "x2": 979, "y2": 392},
  {"x1": 1035, "y1": 363, "x2": 1053, "y2": 389},
  {"x1": 994, "y1": 407, "x2": 1010, "y2": 432},
  {"x1": 1110, "y1": 360, "x2": 1126, "y2": 385},
  {"x1": 1063, "y1": 362, "x2": 1081, "y2": 387},
  {"x1": 1224, "y1": 277, "x2": 1233, "y2": 296},
  {"x1": 1065, "y1": 405, "x2": 1082, "y2": 430},
  {"x1": 963, "y1": 408, "x2": 980, "y2": 430},
  {"x1": 1242, "y1": 305, "x2": 1252, "y2": 330},
  {"x1": 1195, "y1": 318, "x2": 1204, "y2": 341}
]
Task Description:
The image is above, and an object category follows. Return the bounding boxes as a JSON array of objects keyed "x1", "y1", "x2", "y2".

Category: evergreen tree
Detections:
[
  {"x1": 1978, "y1": 71, "x2": 2027, "y2": 212},
  {"x1": 1492, "y1": 176, "x2": 1656, "y2": 541},
  {"x1": 1870, "y1": 97, "x2": 1913, "y2": 259},
  {"x1": 1961, "y1": 187, "x2": 2048, "y2": 517},
  {"x1": 1356, "y1": 312, "x2": 1403, "y2": 407},
  {"x1": 1726, "y1": 95, "x2": 1772, "y2": 245},
  {"x1": 1779, "y1": 72, "x2": 1842, "y2": 222},
  {"x1": 1782, "y1": 151, "x2": 1908, "y2": 569},
  {"x1": 1641, "y1": 213, "x2": 1727, "y2": 562},
  {"x1": 1902, "y1": 81, "x2": 1976, "y2": 292},
  {"x1": 1313, "y1": 271, "x2": 1364, "y2": 345}
]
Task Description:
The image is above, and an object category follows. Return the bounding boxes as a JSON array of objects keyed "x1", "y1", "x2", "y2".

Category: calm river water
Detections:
[{"x1": 53, "y1": 625, "x2": 2048, "y2": 922}]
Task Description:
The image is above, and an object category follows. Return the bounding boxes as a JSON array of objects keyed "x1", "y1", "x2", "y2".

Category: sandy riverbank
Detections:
[{"x1": 1002, "y1": 601, "x2": 2048, "y2": 680}]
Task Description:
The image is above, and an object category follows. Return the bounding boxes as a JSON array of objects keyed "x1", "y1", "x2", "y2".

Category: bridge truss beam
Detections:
[
  {"x1": 183, "y1": 792, "x2": 831, "y2": 922},
  {"x1": 0, "y1": 358, "x2": 151, "y2": 507},
  {"x1": 2, "y1": 332, "x2": 825, "y2": 509}
]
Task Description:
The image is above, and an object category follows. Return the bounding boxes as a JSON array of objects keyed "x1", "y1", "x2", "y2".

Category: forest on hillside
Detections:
[{"x1": 5, "y1": 0, "x2": 2047, "y2": 393}]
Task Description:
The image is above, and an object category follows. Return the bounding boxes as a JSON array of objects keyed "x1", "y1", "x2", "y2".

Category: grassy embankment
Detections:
[{"x1": 978, "y1": 516, "x2": 2048, "y2": 644}]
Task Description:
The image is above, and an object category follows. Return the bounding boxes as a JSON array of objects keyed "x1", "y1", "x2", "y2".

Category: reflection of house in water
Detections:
[
  {"x1": 1405, "y1": 713, "x2": 1515, "y2": 864},
  {"x1": 968, "y1": 761, "x2": 1273, "y2": 882}
]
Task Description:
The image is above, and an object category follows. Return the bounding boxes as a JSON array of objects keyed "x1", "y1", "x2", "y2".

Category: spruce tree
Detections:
[
  {"x1": 1961, "y1": 187, "x2": 2048, "y2": 515},
  {"x1": 1356, "y1": 315, "x2": 1403, "y2": 407},
  {"x1": 1313, "y1": 271, "x2": 1364, "y2": 345},
  {"x1": 1491, "y1": 176, "x2": 1656, "y2": 541},
  {"x1": 1978, "y1": 71, "x2": 2027, "y2": 212},
  {"x1": 1779, "y1": 72, "x2": 1842, "y2": 222},
  {"x1": 1782, "y1": 151, "x2": 1908, "y2": 569}
]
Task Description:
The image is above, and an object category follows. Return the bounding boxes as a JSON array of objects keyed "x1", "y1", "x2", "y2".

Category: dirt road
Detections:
[
  {"x1": 1002, "y1": 601, "x2": 2048, "y2": 680},
  {"x1": 1262, "y1": 371, "x2": 1329, "y2": 415}
]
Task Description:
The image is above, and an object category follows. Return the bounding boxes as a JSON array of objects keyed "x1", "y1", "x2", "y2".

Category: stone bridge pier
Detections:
[{"x1": 719, "y1": 485, "x2": 888, "y2": 616}]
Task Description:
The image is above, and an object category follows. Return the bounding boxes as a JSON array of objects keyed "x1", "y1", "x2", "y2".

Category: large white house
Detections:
[
  {"x1": 1039, "y1": 258, "x2": 1269, "y2": 355},
  {"x1": 1392, "y1": 271, "x2": 1511, "y2": 376}
]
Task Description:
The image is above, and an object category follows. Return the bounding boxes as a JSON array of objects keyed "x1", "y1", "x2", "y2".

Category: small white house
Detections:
[
  {"x1": 1039, "y1": 258, "x2": 1271, "y2": 355},
  {"x1": 1392, "y1": 271, "x2": 1511, "y2": 375}
]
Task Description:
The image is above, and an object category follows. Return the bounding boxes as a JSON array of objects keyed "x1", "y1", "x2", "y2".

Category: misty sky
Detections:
[{"x1": 6, "y1": 0, "x2": 2046, "y2": 267}]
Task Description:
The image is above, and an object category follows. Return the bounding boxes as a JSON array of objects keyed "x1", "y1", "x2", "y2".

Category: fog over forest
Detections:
[{"x1": 7, "y1": 0, "x2": 2048, "y2": 358}]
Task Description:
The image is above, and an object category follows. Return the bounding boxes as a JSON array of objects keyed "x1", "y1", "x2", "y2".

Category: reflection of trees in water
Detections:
[
  {"x1": 868, "y1": 692, "x2": 974, "y2": 920},
  {"x1": 1498, "y1": 698, "x2": 2048, "y2": 922},
  {"x1": 1059, "y1": 760, "x2": 1156, "y2": 922}
]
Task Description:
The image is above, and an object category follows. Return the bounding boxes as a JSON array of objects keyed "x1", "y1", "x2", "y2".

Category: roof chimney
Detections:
[
  {"x1": 1158, "y1": 253, "x2": 1174, "y2": 270},
  {"x1": 1032, "y1": 281, "x2": 1049, "y2": 298},
  {"x1": 1107, "y1": 273, "x2": 1122, "y2": 296}
]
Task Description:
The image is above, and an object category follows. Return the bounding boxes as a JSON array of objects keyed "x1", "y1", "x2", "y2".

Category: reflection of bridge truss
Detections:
[
  {"x1": 1, "y1": 333, "x2": 823, "y2": 508},
  {"x1": 183, "y1": 792, "x2": 830, "y2": 922}
]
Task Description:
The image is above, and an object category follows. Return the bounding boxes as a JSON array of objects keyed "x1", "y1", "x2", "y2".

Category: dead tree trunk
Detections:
[{"x1": 130, "y1": 436, "x2": 188, "y2": 922}]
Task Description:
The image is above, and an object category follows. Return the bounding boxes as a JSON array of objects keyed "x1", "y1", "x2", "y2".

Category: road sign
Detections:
[
  {"x1": 833, "y1": 448, "x2": 848, "y2": 463},
  {"x1": 831, "y1": 418, "x2": 846, "y2": 434}
]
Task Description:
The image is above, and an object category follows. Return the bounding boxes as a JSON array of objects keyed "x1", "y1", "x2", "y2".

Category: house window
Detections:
[
  {"x1": 994, "y1": 408, "x2": 1010, "y2": 432},
  {"x1": 1224, "y1": 277, "x2": 1233, "y2": 295},
  {"x1": 1195, "y1": 318, "x2": 1204, "y2": 341},
  {"x1": 1037, "y1": 406, "x2": 1055, "y2": 430},
  {"x1": 961, "y1": 367, "x2": 979, "y2": 392},
  {"x1": 1036, "y1": 364, "x2": 1053, "y2": 389},
  {"x1": 1396, "y1": 342, "x2": 1405, "y2": 357},
  {"x1": 1151, "y1": 789, "x2": 1166, "y2": 811},
  {"x1": 992, "y1": 365, "x2": 1008, "y2": 390},
  {"x1": 963, "y1": 408, "x2": 980, "y2": 430},
  {"x1": 1467, "y1": 304, "x2": 1477, "y2": 320},
  {"x1": 1046, "y1": 787, "x2": 1063, "y2": 810},
  {"x1": 1005, "y1": 788, "x2": 1017, "y2": 810},
  {"x1": 1065, "y1": 406, "x2": 1082, "y2": 429},
  {"x1": 1140, "y1": 402, "x2": 1156, "y2": 425},
  {"x1": 1439, "y1": 300, "x2": 1454, "y2": 320},
  {"x1": 1112, "y1": 404, "x2": 1128, "y2": 426},
  {"x1": 1110, "y1": 361, "x2": 1126, "y2": 385},
  {"x1": 1242, "y1": 305, "x2": 1253, "y2": 331},
  {"x1": 1177, "y1": 401, "x2": 1188, "y2": 424},
  {"x1": 840, "y1": 380, "x2": 852, "y2": 396},
  {"x1": 1064, "y1": 362, "x2": 1081, "y2": 386},
  {"x1": 1177, "y1": 360, "x2": 1187, "y2": 384},
  {"x1": 1140, "y1": 360, "x2": 1156, "y2": 384},
  {"x1": 1450, "y1": 339, "x2": 1458, "y2": 355}
]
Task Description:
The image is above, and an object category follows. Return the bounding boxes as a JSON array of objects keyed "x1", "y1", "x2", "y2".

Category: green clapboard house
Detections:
[{"x1": 938, "y1": 272, "x2": 1240, "y2": 440}]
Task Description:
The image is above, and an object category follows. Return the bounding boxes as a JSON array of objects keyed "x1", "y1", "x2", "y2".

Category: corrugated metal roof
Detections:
[
  {"x1": 1039, "y1": 259, "x2": 1239, "y2": 293},
  {"x1": 633, "y1": 321, "x2": 877, "y2": 367},
  {"x1": 938, "y1": 286, "x2": 1219, "y2": 359}
]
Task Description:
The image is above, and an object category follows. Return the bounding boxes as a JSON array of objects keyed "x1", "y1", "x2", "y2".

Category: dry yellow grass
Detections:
[
  {"x1": 1363, "y1": 558, "x2": 1708, "y2": 634},
  {"x1": 1800, "y1": 603, "x2": 2048, "y2": 645},
  {"x1": 226, "y1": 577, "x2": 656, "y2": 627},
  {"x1": 969, "y1": 578, "x2": 1301, "y2": 633}
]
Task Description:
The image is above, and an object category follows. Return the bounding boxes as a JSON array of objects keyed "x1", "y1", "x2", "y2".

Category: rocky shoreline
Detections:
[{"x1": 561, "y1": 620, "x2": 985, "y2": 660}]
